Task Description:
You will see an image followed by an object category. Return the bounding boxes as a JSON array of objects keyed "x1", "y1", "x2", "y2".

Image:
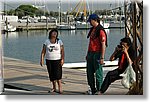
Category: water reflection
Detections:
[
  {"x1": 59, "y1": 30, "x2": 89, "y2": 36},
  {"x1": 3, "y1": 29, "x2": 124, "y2": 63},
  {"x1": 4, "y1": 32, "x2": 19, "y2": 39}
]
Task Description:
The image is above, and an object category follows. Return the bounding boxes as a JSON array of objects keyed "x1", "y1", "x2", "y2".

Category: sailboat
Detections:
[
  {"x1": 71, "y1": 0, "x2": 90, "y2": 29},
  {"x1": 56, "y1": 0, "x2": 75, "y2": 30},
  {"x1": 105, "y1": 1, "x2": 125, "y2": 28},
  {"x1": 72, "y1": 0, "x2": 109, "y2": 29}
]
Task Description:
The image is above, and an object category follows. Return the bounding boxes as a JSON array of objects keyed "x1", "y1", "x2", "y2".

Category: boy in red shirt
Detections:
[{"x1": 86, "y1": 14, "x2": 107, "y2": 95}]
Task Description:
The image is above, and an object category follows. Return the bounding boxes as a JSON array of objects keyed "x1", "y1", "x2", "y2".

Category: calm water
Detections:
[{"x1": 2, "y1": 29, "x2": 125, "y2": 63}]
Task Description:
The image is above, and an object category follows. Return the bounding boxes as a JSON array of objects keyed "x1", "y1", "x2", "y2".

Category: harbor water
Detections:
[{"x1": 2, "y1": 29, "x2": 125, "y2": 63}]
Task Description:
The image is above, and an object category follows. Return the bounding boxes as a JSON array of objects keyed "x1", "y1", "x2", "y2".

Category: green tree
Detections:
[
  {"x1": 35, "y1": 9, "x2": 44, "y2": 17},
  {"x1": 15, "y1": 5, "x2": 40, "y2": 18},
  {"x1": 7, "y1": 9, "x2": 15, "y2": 15}
]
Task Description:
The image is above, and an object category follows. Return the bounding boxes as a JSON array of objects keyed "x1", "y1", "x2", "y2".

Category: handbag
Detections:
[{"x1": 120, "y1": 64, "x2": 136, "y2": 89}]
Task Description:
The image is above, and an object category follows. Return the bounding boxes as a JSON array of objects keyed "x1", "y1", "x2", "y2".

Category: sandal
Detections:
[
  {"x1": 48, "y1": 89, "x2": 56, "y2": 93},
  {"x1": 59, "y1": 90, "x2": 63, "y2": 94}
]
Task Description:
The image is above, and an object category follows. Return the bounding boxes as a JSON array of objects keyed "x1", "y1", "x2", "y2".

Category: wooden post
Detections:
[
  {"x1": 5, "y1": 18, "x2": 8, "y2": 32},
  {"x1": 124, "y1": 1, "x2": 143, "y2": 95},
  {"x1": 26, "y1": 16, "x2": 29, "y2": 31},
  {"x1": 46, "y1": 16, "x2": 48, "y2": 31}
]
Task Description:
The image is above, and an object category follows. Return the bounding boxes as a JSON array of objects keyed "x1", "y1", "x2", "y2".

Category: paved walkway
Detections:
[{"x1": 2, "y1": 57, "x2": 128, "y2": 95}]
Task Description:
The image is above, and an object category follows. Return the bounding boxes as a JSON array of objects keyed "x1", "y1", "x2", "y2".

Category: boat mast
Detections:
[
  {"x1": 58, "y1": 0, "x2": 61, "y2": 25},
  {"x1": 83, "y1": 0, "x2": 87, "y2": 21}
]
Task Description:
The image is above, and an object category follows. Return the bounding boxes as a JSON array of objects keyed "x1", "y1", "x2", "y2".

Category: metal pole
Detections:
[
  {"x1": 124, "y1": 0, "x2": 127, "y2": 37},
  {"x1": 58, "y1": 0, "x2": 61, "y2": 25}
]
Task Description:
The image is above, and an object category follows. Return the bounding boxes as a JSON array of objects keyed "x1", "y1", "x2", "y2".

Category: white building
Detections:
[{"x1": 3, "y1": 15, "x2": 18, "y2": 22}]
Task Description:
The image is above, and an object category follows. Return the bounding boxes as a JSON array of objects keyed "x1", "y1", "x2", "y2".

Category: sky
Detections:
[
  {"x1": 2, "y1": 0, "x2": 121, "y2": 3},
  {"x1": 1, "y1": 0, "x2": 126, "y2": 12}
]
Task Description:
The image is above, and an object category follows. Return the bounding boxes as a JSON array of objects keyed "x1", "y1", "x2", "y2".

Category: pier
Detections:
[
  {"x1": 2, "y1": 22, "x2": 57, "y2": 31},
  {"x1": 2, "y1": 57, "x2": 128, "y2": 95},
  {"x1": 1, "y1": 1, "x2": 143, "y2": 95},
  {"x1": 3, "y1": 22, "x2": 125, "y2": 32}
]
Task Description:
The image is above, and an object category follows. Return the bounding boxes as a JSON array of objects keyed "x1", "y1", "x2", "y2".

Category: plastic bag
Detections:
[{"x1": 120, "y1": 64, "x2": 136, "y2": 89}]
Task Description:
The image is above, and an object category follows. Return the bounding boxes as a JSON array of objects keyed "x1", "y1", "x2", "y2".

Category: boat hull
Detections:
[{"x1": 57, "y1": 25, "x2": 75, "y2": 30}]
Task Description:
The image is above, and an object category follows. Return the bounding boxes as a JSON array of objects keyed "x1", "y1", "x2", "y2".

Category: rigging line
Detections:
[
  {"x1": 70, "y1": 0, "x2": 81, "y2": 15},
  {"x1": 75, "y1": 0, "x2": 83, "y2": 18},
  {"x1": 106, "y1": 3, "x2": 130, "y2": 12},
  {"x1": 86, "y1": 0, "x2": 90, "y2": 15},
  {"x1": 83, "y1": 0, "x2": 86, "y2": 17},
  {"x1": 1, "y1": 2, "x2": 18, "y2": 10}
]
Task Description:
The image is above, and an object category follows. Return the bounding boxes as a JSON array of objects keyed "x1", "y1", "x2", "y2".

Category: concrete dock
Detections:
[{"x1": 2, "y1": 57, "x2": 128, "y2": 95}]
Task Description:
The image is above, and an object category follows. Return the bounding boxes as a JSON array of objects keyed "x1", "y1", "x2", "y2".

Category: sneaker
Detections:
[
  {"x1": 92, "y1": 90, "x2": 97, "y2": 95},
  {"x1": 95, "y1": 91, "x2": 102, "y2": 95},
  {"x1": 87, "y1": 90, "x2": 92, "y2": 95}
]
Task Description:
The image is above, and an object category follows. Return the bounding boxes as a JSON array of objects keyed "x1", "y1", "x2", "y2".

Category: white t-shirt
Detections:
[{"x1": 44, "y1": 39, "x2": 63, "y2": 60}]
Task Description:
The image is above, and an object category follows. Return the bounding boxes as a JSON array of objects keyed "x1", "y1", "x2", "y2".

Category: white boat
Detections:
[
  {"x1": 109, "y1": 21, "x2": 125, "y2": 28},
  {"x1": 75, "y1": 21, "x2": 91, "y2": 29},
  {"x1": 75, "y1": 21, "x2": 110, "y2": 29},
  {"x1": 4, "y1": 24, "x2": 16, "y2": 32},
  {"x1": 100, "y1": 21, "x2": 110, "y2": 29},
  {"x1": 56, "y1": 24, "x2": 75, "y2": 30}
]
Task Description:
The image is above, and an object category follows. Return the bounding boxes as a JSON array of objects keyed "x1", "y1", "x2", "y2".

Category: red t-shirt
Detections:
[
  {"x1": 118, "y1": 53, "x2": 128, "y2": 73},
  {"x1": 88, "y1": 28, "x2": 106, "y2": 52}
]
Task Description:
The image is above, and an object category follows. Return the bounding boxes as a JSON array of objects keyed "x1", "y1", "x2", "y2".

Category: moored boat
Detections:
[
  {"x1": 4, "y1": 24, "x2": 16, "y2": 32},
  {"x1": 56, "y1": 24, "x2": 75, "y2": 30}
]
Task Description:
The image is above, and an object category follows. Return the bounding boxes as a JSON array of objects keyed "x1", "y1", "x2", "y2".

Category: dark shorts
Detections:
[{"x1": 46, "y1": 59, "x2": 62, "y2": 81}]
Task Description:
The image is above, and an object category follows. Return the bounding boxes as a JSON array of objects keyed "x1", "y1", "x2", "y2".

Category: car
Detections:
[
  {"x1": 18, "y1": 18, "x2": 31, "y2": 23},
  {"x1": 30, "y1": 18, "x2": 38, "y2": 23}
]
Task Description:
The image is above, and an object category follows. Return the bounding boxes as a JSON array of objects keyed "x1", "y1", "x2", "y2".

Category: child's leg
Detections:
[
  {"x1": 57, "y1": 80, "x2": 63, "y2": 94},
  {"x1": 52, "y1": 80, "x2": 56, "y2": 91}
]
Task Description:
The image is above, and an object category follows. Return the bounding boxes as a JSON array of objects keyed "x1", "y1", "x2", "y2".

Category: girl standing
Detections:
[{"x1": 40, "y1": 29, "x2": 64, "y2": 94}]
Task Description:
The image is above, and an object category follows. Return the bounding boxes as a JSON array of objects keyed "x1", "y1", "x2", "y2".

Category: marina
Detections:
[
  {"x1": 0, "y1": 0, "x2": 143, "y2": 95},
  {"x1": 1, "y1": 0, "x2": 125, "y2": 31},
  {"x1": 2, "y1": 21, "x2": 123, "y2": 32},
  {"x1": 2, "y1": 21, "x2": 114, "y2": 31}
]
